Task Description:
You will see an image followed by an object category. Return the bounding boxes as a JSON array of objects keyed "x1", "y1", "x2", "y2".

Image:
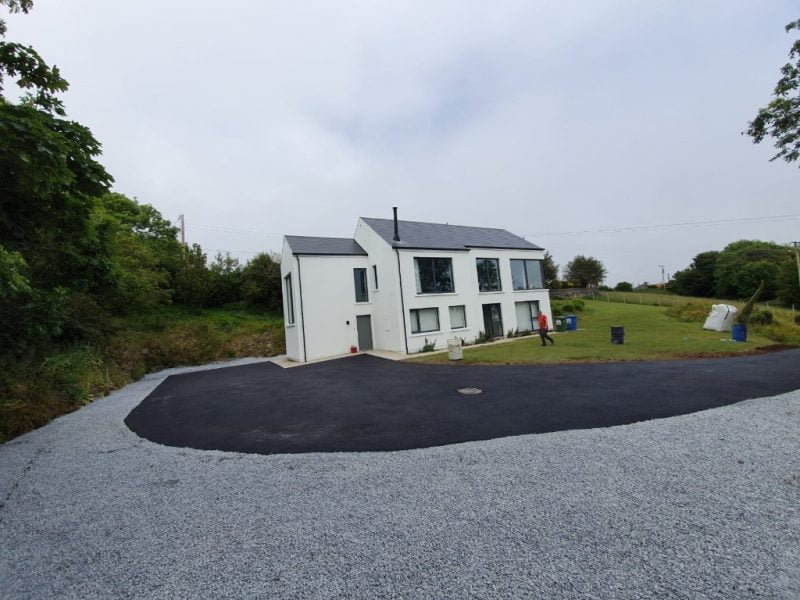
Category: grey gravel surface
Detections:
[{"x1": 1, "y1": 357, "x2": 799, "y2": 599}]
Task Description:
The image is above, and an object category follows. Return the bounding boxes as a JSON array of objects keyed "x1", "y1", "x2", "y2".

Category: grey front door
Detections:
[{"x1": 356, "y1": 315, "x2": 373, "y2": 351}]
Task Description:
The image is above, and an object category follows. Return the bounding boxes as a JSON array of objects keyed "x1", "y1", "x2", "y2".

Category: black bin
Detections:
[{"x1": 611, "y1": 326, "x2": 625, "y2": 344}]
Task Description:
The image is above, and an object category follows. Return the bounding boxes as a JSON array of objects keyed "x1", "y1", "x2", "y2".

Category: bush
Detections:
[
  {"x1": 749, "y1": 310, "x2": 774, "y2": 326},
  {"x1": 475, "y1": 330, "x2": 493, "y2": 344},
  {"x1": 421, "y1": 338, "x2": 436, "y2": 352},
  {"x1": 614, "y1": 281, "x2": 633, "y2": 292},
  {"x1": 665, "y1": 302, "x2": 709, "y2": 322},
  {"x1": 571, "y1": 299, "x2": 585, "y2": 311}
]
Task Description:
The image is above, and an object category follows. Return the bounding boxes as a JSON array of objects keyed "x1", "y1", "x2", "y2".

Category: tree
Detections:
[
  {"x1": 745, "y1": 19, "x2": 800, "y2": 165},
  {"x1": 207, "y1": 252, "x2": 243, "y2": 307},
  {"x1": 541, "y1": 251, "x2": 558, "y2": 288},
  {"x1": 241, "y1": 253, "x2": 282, "y2": 312},
  {"x1": 564, "y1": 255, "x2": 607, "y2": 288},
  {"x1": 614, "y1": 281, "x2": 633, "y2": 292},
  {"x1": 1, "y1": 1, "x2": 69, "y2": 114},
  {"x1": 670, "y1": 251, "x2": 719, "y2": 297},
  {"x1": 714, "y1": 240, "x2": 789, "y2": 300},
  {"x1": 776, "y1": 258, "x2": 800, "y2": 305}
]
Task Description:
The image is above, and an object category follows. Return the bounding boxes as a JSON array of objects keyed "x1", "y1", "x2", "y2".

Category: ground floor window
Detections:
[
  {"x1": 515, "y1": 300, "x2": 540, "y2": 332},
  {"x1": 410, "y1": 307, "x2": 440, "y2": 334},
  {"x1": 449, "y1": 305, "x2": 467, "y2": 329}
]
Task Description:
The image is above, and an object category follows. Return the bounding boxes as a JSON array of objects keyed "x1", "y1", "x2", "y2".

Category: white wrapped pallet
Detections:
[{"x1": 702, "y1": 304, "x2": 738, "y2": 332}]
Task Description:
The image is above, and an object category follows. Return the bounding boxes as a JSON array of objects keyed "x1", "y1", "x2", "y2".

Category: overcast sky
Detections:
[{"x1": 8, "y1": 1, "x2": 800, "y2": 285}]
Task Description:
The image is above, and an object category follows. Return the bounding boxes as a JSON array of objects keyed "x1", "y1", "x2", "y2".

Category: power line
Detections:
[
  {"x1": 526, "y1": 213, "x2": 800, "y2": 237},
  {"x1": 187, "y1": 222, "x2": 284, "y2": 237}
]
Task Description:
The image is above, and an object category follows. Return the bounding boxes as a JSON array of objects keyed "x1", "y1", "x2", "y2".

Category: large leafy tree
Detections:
[
  {"x1": 564, "y1": 255, "x2": 607, "y2": 288},
  {"x1": 670, "y1": 251, "x2": 719, "y2": 297},
  {"x1": 0, "y1": 1, "x2": 113, "y2": 356},
  {"x1": 714, "y1": 240, "x2": 790, "y2": 300},
  {"x1": 746, "y1": 18, "x2": 800, "y2": 165}
]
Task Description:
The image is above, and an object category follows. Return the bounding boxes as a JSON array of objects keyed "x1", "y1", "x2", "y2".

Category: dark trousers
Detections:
[{"x1": 538, "y1": 328, "x2": 554, "y2": 346}]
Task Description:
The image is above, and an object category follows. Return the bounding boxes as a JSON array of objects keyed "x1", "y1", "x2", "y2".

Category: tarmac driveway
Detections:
[{"x1": 125, "y1": 350, "x2": 800, "y2": 454}]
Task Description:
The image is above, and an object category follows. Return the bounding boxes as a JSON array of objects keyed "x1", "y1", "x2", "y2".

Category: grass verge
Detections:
[
  {"x1": 411, "y1": 299, "x2": 796, "y2": 365},
  {"x1": 0, "y1": 306, "x2": 284, "y2": 443}
]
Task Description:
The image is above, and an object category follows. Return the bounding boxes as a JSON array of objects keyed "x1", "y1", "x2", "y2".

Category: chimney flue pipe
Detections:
[{"x1": 392, "y1": 207, "x2": 400, "y2": 241}]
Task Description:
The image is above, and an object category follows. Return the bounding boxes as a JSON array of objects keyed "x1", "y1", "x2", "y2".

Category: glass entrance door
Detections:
[{"x1": 482, "y1": 303, "x2": 503, "y2": 338}]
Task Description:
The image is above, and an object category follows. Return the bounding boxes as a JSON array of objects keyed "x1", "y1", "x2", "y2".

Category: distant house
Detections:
[{"x1": 280, "y1": 209, "x2": 552, "y2": 362}]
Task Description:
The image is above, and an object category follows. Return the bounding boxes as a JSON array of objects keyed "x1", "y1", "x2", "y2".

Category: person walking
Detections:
[{"x1": 537, "y1": 312, "x2": 555, "y2": 346}]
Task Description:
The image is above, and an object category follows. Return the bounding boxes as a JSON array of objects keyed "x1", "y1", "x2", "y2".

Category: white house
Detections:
[{"x1": 280, "y1": 209, "x2": 553, "y2": 362}]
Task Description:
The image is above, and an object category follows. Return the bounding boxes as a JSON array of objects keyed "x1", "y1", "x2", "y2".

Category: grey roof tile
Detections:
[
  {"x1": 361, "y1": 218, "x2": 542, "y2": 251},
  {"x1": 285, "y1": 236, "x2": 367, "y2": 256}
]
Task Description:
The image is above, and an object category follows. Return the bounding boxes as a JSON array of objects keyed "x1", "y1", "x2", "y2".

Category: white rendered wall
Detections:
[
  {"x1": 397, "y1": 248, "x2": 552, "y2": 353},
  {"x1": 353, "y1": 219, "x2": 406, "y2": 353},
  {"x1": 280, "y1": 240, "x2": 302, "y2": 361},
  {"x1": 298, "y1": 255, "x2": 372, "y2": 361}
]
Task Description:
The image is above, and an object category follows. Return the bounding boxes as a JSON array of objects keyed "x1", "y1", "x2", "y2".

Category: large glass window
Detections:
[
  {"x1": 449, "y1": 305, "x2": 467, "y2": 329},
  {"x1": 414, "y1": 258, "x2": 454, "y2": 294},
  {"x1": 372, "y1": 265, "x2": 378, "y2": 290},
  {"x1": 476, "y1": 258, "x2": 502, "y2": 292},
  {"x1": 410, "y1": 307, "x2": 440, "y2": 333},
  {"x1": 354, "y1": 268, "x2": 368, "y2": 302},
  {"x1": 511, "y1": 259, "x2": 544, "y2": 290},
  {"x1": 515, "y1": 300, "x2": 540, "y2": 332},
  {"x1": 284, "y1": 274, "x2": 295, "y2": 324}
]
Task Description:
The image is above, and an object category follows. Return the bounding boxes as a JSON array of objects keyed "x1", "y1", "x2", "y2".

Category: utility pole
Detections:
[
  {"x1": 178, "y1": 214, "x2": 185, "y2": 244},
  {"x1": 792, "y1": 241, "x2": 800, "y2": 289},
  {"x1": 659, "y1": 264, "x2": 665, "y2": 288}
]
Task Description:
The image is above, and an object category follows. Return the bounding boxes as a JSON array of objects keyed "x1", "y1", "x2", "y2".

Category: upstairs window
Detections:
[
  {"x1": 354, "y1": 268, "x2": 368, "y2": 302},
  {"x1": 511, "y1": 259, "x2": 544, "y2": 290},
  {"x1": 372, "y1": 265, "x2": 378, "y2": 290},
  {"x1": 284, "y1": 274, "x2": 295, "y2": 324},
  {"x1": 414, "y1": 257, "x2": 454, "y2": 294},
  {"x1": 476, "y1": 258, "x2": 502, "y2": 292}
]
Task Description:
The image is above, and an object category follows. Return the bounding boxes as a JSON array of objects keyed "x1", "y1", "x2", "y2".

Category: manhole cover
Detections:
[{"x1": 457, "y1": 387, "x2": 482, "y2": 395}]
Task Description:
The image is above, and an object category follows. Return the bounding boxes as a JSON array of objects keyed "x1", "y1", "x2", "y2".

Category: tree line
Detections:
[
  {"x1": 669, "y1": 240, "x2": 800, "y2": 304},
  {"x1": 0, "y1": 1, "x2": 281, "y2": 364}
]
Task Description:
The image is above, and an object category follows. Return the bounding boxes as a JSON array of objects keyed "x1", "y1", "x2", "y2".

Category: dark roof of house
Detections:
[
  {"x1": 361, "y1": 218, "x2": 542, "y2": 251},
  {"x1": 285, "y1": 236, "x2": 367, "y2": 256}
]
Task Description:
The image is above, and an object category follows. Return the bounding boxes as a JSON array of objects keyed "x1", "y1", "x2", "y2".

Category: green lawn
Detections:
[{"x1": 411, "y1": 300, "x2": 779, "y2": 365}]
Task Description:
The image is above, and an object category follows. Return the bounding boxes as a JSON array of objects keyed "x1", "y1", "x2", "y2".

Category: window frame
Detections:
[
  {"x1": 449, "y1": 305, "x2": 467, "y2": 330},
  {"x1": 284, "y1": 273, "x2": 295, "y2": 325},
  {"x1": 511, "y1": 258, "x2": 544, "y2": 290},
  {"x1": 372, "y1": 264, "x2": 378, "y2": 290},
  {"x1": 410, "y1": 307, "x2": 440, "y2": 334},
  {"x1": 353, "y1": 268, "x2": 369, "y2": 303},
  {"x1": 476, "y1": 257, "x2": 502, "y2": 292},
  {"x1": 413, "y1": 257, "x2": 455, "y2": 294}
]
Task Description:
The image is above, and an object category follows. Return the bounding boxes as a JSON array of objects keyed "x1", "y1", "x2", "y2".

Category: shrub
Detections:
[
  {"x1": 551, "y1": 305, "x2": 563, "y2": 316},
  {"x1": 795, "y1": 314, "x2": 800, "y2": 325},
  {"x1": 749, "y1": 310, "x2": 774, "y2": 326},
  {"x1": 614, "y1": 281, "x2": 633, "y2": 292},
  {"x1": 421, "y1": 338, "x2": 436, "y2": 352},
  {"x1": 571, "y1": 299, "x2": 585, "y2": 311},
  {"x1": 475, "y1": 330, "x2": 493, "y2": 344},
  {"x1": 665, "y1": 302, "x2": 709, "y2": 322}
]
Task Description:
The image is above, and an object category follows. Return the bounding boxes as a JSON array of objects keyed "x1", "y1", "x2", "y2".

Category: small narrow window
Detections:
[
  {"x1": 284, "y1": 274, "x2": 295, "y2": 324},
  {"x1": 410, "y1": 307, "x2": 440, "y2": 334},
  {"x1": 372, "y1": 265, "x2": 378, "y2": 290},
  {"x1": 449, "y1": 305, "x2": 467, "y2": 329},
  {"x1": 354, "y1": 268, "x2": 368, "y2": 302}
]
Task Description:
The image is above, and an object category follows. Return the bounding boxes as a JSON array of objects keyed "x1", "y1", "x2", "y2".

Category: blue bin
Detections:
[
  {"x1": 566, "y1": 315, "x2": 578, "y2": 331},
  {"x1": 731, "y1": 323, "x2": 747, "y2": 342},
  {"x1": 611, "y1": 326, "x2": 625, "y2": 344}
]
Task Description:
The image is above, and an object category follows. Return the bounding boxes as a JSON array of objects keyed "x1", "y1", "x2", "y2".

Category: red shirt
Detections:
[{"x1": 537, "y1": 313, "x2": 548, "y2": 330}]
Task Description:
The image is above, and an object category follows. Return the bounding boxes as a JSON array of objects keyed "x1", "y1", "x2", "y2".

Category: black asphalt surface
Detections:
[{"x1": 125, "y1": 350, "x2": 800, "y2": 454}]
